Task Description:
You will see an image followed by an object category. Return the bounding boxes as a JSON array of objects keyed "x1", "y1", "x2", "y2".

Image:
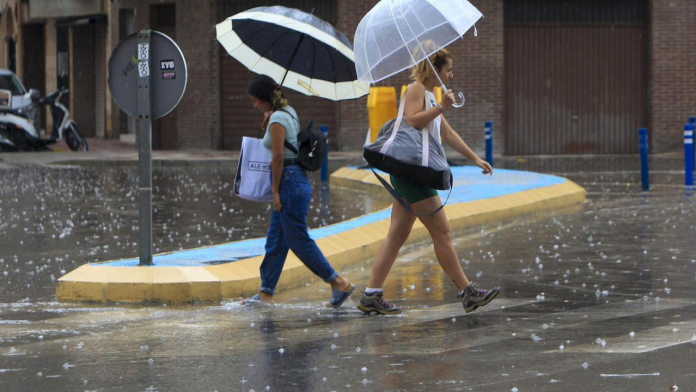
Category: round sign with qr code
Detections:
[{"x1": 108, "y1": 30, "x2": 187, "y2": 119}]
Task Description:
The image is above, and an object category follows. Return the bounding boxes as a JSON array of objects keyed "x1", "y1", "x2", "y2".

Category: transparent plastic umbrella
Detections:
[{"x1": 354, "y1": 0, "x2": 482, "y2": 108}]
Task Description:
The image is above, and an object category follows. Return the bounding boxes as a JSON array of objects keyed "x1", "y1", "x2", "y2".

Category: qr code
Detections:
[
  {"x1": 138, "y1": 61, "x2": 149, "y2": 77},
  {"x1": 138, "y1": 44, "x2": 149, "y2": 60}
]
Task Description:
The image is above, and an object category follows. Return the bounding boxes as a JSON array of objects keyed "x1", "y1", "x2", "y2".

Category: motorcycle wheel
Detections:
[
  {"x1": 0, "y1": 130, "x2": 18, "y2": 152},
  {"x1": 65, "y1": 123, "x2": 89, "y2": 152}
]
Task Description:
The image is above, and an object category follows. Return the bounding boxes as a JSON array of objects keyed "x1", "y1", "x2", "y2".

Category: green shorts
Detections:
[{"x1": 389, "y1": 175, "x2": 438, "y2": 204}]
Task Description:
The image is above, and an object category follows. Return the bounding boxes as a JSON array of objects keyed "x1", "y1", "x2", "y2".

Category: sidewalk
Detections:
[
  {"x1": 0, "y1": 136, "x2": 682, "y2": 168},
  {"x1": 0, "y1": 137, "x2": 371, "y2": 166},
  {"x1": 56, "y1": 165, "x2": 586, "y2": 303}
]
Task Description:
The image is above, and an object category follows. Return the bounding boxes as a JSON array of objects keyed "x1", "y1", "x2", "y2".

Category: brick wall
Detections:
[
  {"x1": 175, "y1": 0, "x2": 221, "y2": 150},
  {"x1": 650, "y1": 0, "x2": 696, "y2": 153},
  {"x1": 92, "y1": 0, "x2": 694, "y2": 154},
  {"x1": 117, "y1": 0, "x2": 219, "y2": 149},
  {"x1": 335, "y1": 0, "x2": 378, "y2": 151},
  {"x1": 336, "y1": 0, "x2": 504, "y2": 155}
]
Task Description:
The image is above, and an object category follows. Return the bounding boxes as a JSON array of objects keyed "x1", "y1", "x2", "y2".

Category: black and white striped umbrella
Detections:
[{"x1": 216, "y1": 6, "x2": 369, "y2": 101}]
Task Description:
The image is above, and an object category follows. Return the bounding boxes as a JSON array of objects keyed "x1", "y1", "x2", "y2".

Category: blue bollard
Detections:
[
  {"x1": 320, "y1": 124, "x2": 329, "y2": 182},
  {"x1": 639, "y1": 128, "x2": 649, "y2": 191},
  {"x1": 690, "y1": 117, "x2": 696, "y2": 166},
  {"x1": 685, "y1": 124, "x2": 694, "y2": 189},
  {"x1": 484, "y1": 121, "x2": 493, "y2": 167}
]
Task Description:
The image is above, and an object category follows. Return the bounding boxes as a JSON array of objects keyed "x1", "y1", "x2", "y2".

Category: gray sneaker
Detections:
[
  {"x1": 357, "y1": 291, "x2": 402, "y2": 315},
  {"x1": 459, "y1": 282, "x2": 499, "y2": 313}
]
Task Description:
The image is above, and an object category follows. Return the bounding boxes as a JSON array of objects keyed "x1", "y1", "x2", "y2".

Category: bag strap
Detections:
[
  {"x1": 368, "y1": 166, "x2": 453, "y2": 217},
  {"x1": 379, "y1": 87, "x2": 408, "y2": 155}
]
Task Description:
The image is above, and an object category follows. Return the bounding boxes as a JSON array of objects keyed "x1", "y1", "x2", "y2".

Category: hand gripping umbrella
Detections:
[
  {"x1": 353, "y1": 0, "x2": 483, "y2": 108},
  {"x1": 216, "y1": 6, "x2": 369, "y2": 101}
]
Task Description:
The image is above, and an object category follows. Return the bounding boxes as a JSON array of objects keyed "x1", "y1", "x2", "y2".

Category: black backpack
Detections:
[{"x1": 278, "y1": 109, "x2": 326, "y2": 172}]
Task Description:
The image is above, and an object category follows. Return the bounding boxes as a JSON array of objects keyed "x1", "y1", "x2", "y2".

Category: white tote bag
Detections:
[{"x1": 234, "y1": 137, "x2": 273, "y2": 202}]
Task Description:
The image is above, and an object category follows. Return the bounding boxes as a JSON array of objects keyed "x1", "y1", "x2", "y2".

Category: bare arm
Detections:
[
  {"x1": 403, "y1": 82, "x2": 443, "y2": 129},
  {"x1": 441, "y1": 115, "x2": 492, "y2": 175},
  {"x1": 269, "y1": 122, "x2": 286, "y2": 209}
]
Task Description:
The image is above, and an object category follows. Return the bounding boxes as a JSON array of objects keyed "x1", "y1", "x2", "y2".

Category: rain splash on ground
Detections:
[{"x1": 1, "y1": 156, "x2": 695, "y2": 391}]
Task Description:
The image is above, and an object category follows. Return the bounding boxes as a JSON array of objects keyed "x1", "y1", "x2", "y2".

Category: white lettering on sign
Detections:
[
  {"x1": 160, "y1": 60, "x2": 175, "y2": 70},
  {"x1": 138, "y1": 61, "x2": 149, "y2": 77},
  {"x1": 138, "y1": 44, "x2": 149, "y2": 60}
]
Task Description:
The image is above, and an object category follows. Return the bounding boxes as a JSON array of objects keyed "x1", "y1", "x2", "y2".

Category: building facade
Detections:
[{"x1": 0, "y1": 0, "x2": 693, "y2": 154}]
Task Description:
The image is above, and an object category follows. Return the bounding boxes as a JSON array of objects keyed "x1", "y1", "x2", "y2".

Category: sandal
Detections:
[
  {"x1": 240, "y1": 294, "x2": 260, "y2": 305},
  {"x1": 326, "y1": 283, "x2": 356, "y2": 308}
]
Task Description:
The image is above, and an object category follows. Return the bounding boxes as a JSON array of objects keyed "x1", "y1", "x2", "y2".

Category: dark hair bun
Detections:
[{"x1": 247, "y1": 74, "x2": 278, "y2": 103}]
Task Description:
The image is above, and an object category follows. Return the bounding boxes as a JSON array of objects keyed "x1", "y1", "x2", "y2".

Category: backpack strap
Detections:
[
  {"x1": 274, "y1": 109, "x2": 301, "y2": 162},
  {"x1": 369, "y1": 166, "x2": 453, "y2": 217}
]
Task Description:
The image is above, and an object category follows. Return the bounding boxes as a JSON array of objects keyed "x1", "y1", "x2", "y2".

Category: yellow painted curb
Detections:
[{"x1": 57, "y1": 168, "x2": 586, "y2": 303}]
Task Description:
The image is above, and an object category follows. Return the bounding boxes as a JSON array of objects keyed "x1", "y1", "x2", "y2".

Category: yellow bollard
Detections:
[
  {"x1": 367, "y1": 87, "x2": 397, "y2": 143},
  {"x1": 401, "y1": 85, "x2": 442, "y2": 103}
]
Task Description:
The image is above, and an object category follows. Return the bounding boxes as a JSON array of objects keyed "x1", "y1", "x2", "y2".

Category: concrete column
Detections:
[
  {"x1": 15, "y1": 18, "x2": 24, "y2": 85},
  {"x1": 44, "y1": 18, "x2": 57, "y2": 132},
  {"x1": 94, "y1": 22, "x2": 106, "y2": 138},
  {"x1": 105, "y1": 0, "x2": 120, "y2": 139},
  {"x1": 68, "y1": 26, "x2": 74, "y2": 117}
]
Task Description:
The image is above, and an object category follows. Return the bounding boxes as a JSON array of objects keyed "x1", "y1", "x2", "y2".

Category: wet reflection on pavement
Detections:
[{"x1": 1, "y1": 157, "x2": 695, "y2": 391}]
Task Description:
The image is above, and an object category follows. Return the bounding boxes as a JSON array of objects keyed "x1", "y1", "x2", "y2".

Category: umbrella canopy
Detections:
[
  {"x1": 216, "y1": 6, "x2": 369, "y2": 101},
  {"x1": 354, "y1": 0, "x2": 482, "y2": 84}
]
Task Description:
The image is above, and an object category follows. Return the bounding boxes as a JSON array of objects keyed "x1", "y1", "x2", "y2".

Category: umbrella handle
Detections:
[{"x1": 452, "y1": 91, "x2": 465, "y2": 108}]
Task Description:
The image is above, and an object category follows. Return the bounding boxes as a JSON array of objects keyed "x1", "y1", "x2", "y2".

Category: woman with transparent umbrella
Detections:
[
  {"x1": 353, "y1": 0, "x2": 500, "y2": 314},
  {"x1": 358, "y1": 48, "x2": 499, "y2": 315}
]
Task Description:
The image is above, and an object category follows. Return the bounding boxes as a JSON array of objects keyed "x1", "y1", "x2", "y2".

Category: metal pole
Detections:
[
  {"x1": 484, "y1": 121, "x2": 493, "y2": 167},
  {"x1": 685, "y1": 124, "x2": 694, "y2": 189},
  {"x1": 639, "y1": 128, "x2": 649, "y2": 191},
  {"x1": 320, "y1": 124, "x2": 329, "y2": 182},
  {"x1": 137, "y1": 30, "x2": 153, "y2": 266}
]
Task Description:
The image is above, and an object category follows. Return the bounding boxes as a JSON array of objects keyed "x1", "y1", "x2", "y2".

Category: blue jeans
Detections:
[{"x1": 259, "y1": 165, "x2": 338, "y2": 295}]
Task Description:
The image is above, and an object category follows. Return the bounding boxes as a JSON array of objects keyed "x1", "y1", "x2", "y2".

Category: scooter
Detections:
[
  {"x1": 0, "y1": 88, "x2": 88, "y2": 152},
  {"x1": 39, "y1": 88, "x2": 88, "y2": 152}
]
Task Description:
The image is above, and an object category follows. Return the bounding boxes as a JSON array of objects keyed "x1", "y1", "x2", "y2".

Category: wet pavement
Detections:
[{"x1": 1, "y1": 155, "x2": 696, "y2": 391}]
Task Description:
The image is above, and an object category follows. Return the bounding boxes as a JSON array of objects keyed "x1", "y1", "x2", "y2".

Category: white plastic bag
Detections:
[{"x1": 234, "y1": 137, "x2": 273, "y2": 202}]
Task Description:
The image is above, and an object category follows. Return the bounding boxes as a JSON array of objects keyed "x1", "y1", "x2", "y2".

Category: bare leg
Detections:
[
  {"x1": 258, "y1": 292, "x2": 274, "y2": 304},
  {"x1": 329, "y1": 275, "x2": 350, "y2": 290},
  {"x1": 367, "y1": 200, "x2": 417, "y2": 288},
  {"x1": 412, "y1": 196, "x2": 470, "y2": 291}
]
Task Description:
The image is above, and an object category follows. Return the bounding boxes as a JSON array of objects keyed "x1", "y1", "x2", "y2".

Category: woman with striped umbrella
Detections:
[{"x1": 216, "y1": 6, "x2": 368, "y2": 307}]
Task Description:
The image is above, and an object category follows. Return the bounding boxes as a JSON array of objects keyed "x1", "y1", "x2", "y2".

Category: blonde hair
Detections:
[
  {"x1": 270, "y1": 88, "x2": 288, "y2": 110},
  {"x1": 411, "y1": 48, "x2": 452, "y2": 82}
]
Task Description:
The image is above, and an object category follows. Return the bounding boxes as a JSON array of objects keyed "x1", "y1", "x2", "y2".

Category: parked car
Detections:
[{"x1": 0, "y1": 69, "x2": 42, "y2": 128}]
